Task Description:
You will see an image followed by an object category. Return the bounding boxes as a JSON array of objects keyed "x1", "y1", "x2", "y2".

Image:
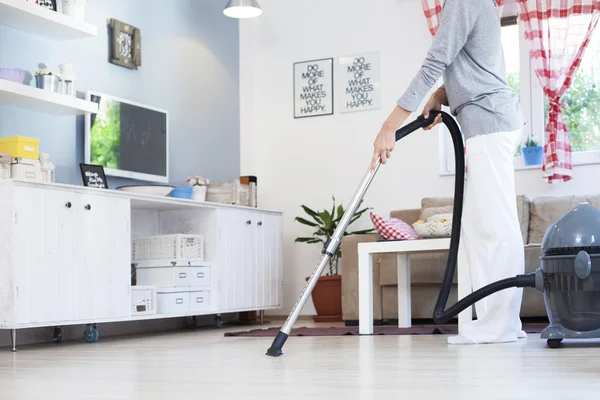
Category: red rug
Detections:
[{"x1": 224, "y1": 324, "x2": 547, "y2": 337}]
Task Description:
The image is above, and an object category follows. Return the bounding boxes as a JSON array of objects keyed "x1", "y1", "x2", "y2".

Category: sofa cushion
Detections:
[
  {"x1": 369, "y1": 212, "x2": 420, "y2": 241},
  {"x1": 419, "y1": 197, "x2": 454, "y2": 220},
  {"x1": 419, "y1": 196, "x2": 530, "y2": 244},
  {"x1": 528, "y1": 195, "x2": 600, "y2": 244}
]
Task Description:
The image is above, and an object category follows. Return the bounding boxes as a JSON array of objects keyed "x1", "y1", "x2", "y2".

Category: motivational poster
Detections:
[
  {"x1": 293, "y1": 58, "x2": 333, "y2": 118},
  {"x1": 337, "y1": 51, "x2": 381, "y2": 113}
]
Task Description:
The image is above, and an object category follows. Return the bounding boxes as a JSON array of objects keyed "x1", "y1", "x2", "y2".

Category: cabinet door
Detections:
[
  {"x1": 255, "y1": 213, "x2": 283, "y2": 308},
  {"x1": 79, "y1": 193, "x2": 130, "y2": 320},
  {"x1": 217, "y1": 209, "x2": 256, "y2": 311},
  {"x1": 13, "y1": 186, "x2": 79, "y2": 324}
]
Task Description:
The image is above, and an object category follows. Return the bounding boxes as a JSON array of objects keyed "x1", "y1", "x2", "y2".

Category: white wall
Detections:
[{"x1": 239, "y1": 0, "x2": 600, "y2": 316}]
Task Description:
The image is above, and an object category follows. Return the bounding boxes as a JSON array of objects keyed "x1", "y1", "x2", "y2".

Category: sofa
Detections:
[{"x1": 341, "y1": 194, "x2": 600, "y2": 324}]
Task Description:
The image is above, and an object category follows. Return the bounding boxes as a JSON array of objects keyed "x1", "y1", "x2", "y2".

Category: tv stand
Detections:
[{"x1": 0, "y1": 179, "x2": 283, "y2": 350}]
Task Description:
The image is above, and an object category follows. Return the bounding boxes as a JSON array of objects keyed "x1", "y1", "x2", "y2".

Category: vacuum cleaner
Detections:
[{"x1": 266, "y1": 110, "x2": 600, "y2": 357}]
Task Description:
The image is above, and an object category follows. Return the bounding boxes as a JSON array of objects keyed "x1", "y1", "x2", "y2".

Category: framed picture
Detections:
[
  {"x1": 336, "y1": 51, "x2": 381, "y2": 113},
  {"x1": 38, "y1": 0, "x2": 57, "y2": 11},
  {"x1": 109, "y1": 19, "x2": 142, "y2": 70},
  {"x1": 80, "y1": 164, "x2": 108, "y2": 189},
  {"x1": 293, "y1": 58, "x2": 333, "y2": 118}
]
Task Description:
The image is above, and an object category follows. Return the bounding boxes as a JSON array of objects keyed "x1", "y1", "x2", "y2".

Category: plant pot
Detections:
[
  {"x1": 306, "y1": 274, "x2": 342, "y2": 322},
  {"x1": 192, "y1": 185, "x2": 207, "y2": 201},
  {"x1": 35, "y1": 75, "x2": 59, "y2": 93},
  {"x1": 62, "y1": 0, "x2": 87, "y2": 20},
  {"x1": 523, "y1": 145, "x2": 544, "y2": 166}
]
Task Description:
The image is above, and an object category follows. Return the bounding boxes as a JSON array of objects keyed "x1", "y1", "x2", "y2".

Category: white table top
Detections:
[{"x1": 357, "y1": 237, "x2": 451, "y2": 254}]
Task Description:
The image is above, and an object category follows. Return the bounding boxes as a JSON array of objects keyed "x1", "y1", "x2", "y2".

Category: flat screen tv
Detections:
[{"x1": 84, "y1": 92, "x2": 169, "y2": 183}]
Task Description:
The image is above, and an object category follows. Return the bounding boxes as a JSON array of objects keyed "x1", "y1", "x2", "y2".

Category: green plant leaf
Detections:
[
  {"x1": 302, "y1": 205, "x2": 323, "y2": 224},
  {"x1": 331, "y1": 196, "x2": 336, "y2": 221},
  {"x1": 320, "y1": 210, "x2": 333, "y2": 227},
  {"x1": 295, "y1": 217, "x2": 319, "y2": 227},
  {"x1": 295, "y1": 237, "x2": 322, "y2": 243},
  {"x1": 347, "y1": 229, "x2": 376, "y2": 235}
]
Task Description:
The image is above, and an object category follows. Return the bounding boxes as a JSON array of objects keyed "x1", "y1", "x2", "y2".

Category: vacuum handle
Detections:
[{"x1": 395, "y1": 110, "x2": 440, "y2": 142}]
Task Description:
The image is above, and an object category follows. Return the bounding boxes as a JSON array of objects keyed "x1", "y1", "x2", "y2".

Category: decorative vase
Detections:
[
  {"x1": 192, "y1": 185, "x2": 207, "y2": 201},
  {"x1": 523, "y1": 145, "x2": 544, "y2": 166},
  {"x1": 62, "y1": 0, "x2": 87, "y2": 20},
  {"x1": 35, "y1": 75, "x2": 59, "y2": 92},
  {"x1": 306, "y1": 274, "x2": 343, "y2": 322}
]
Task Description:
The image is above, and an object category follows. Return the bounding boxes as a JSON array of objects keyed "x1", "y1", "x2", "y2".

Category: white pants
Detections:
[{"x1": 457, "y1": 128, "x2": 525, "y2": 344}]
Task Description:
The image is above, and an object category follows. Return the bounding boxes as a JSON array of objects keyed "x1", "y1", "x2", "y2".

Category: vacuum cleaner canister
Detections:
[{"x1": 536, "y1": 202, "x2": 600, "y2": 348}]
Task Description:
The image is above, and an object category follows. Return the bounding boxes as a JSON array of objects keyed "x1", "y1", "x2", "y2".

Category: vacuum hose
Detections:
[{"x1": 398, "y1": 110, "x2": 536, "y2": 324}]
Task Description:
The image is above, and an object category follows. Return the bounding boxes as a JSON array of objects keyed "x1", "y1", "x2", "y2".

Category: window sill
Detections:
[{"x1": 439, "y1": 154, "x2": 600, "y2": 176}]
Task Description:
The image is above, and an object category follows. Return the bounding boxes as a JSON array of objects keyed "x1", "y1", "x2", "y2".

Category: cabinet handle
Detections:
[
  {"x1": 197, "y1": 272, "x2": 204, "y2": 278},
  {"x1": 196, "y1": 297, "x2": 204, "y2": 303},
  {"x1": 85, "y1": 204, "x2": 91, "y2": 210},
  {"x1": 179, "y1": 273, "x2": 187, "y2": 279},
  {"x1": 246, "y1": 220, "x2": 251, "y2": 225},
  {"x1": 65, "y1": 202, "x2": 72, "y2": 208},
  {"x1": 176, "y1": 298, "x2": 184, "y2": 304},
  {"x1": 257, "y1": 221, "x2": 263, "y2": 226}
]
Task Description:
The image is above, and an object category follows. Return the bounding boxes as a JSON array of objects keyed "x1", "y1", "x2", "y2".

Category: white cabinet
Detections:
[
  {"x1": 0, "y1": 179, "x2": 282, "y2": 349},
  {"x1": 217, "y1": 209, "x2": 282, "y2": 312},
  {"x1": 10, "y1": 185, "x2": 130, "y2": 326}
]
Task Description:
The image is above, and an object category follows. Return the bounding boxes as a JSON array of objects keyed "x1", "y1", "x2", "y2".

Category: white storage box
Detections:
[
  {"x1": 156, "y1": 288, "x2": 211, "y2": 315},
  {"x1": 156, "y1": 288, "x2": 190, "y2": 315},
  {"x1": 11, "y1": 162, "x2": 41, "y2": 182},
  {"x1": 189, "y1": 289, "x2": 210, "y2": 312},
  {"x1": 136, "y1": 266, "x2": 210, "y2": 288},
  {"x1": 132, "y1": 234, "x2": 204, "y2": 263},
  {"x1": 131, "y1": 286, "x2": 157, "y2": 316}
]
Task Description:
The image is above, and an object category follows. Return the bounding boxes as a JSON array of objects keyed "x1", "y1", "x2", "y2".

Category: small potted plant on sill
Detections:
[
  {"x1": 295, "y1": 197, "x2": 374, "y2": 322},
  {"x1": 186, "y1": 175, "x2": 210, "y2": 201},
  {"x1": 522, "y1": 134, "x2": 543, "y2": 166}
]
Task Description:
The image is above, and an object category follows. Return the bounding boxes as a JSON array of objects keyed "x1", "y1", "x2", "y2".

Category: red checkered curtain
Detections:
[
  {"x1": 518, "y1": 0, "x2": 600, "y2": 183},
  {"x1": 422, "y1": 0, "x2": 505, "y2": 36}
]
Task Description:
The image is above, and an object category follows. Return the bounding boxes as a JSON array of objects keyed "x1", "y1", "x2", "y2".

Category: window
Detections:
[{"x1": 440, "y1": 13, "x2": 600, "y2": 174}]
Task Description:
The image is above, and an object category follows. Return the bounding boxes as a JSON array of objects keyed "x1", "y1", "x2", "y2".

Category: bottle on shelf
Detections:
[{"x1": 39, "y1": 152, "x2": 55, "y2": 183}]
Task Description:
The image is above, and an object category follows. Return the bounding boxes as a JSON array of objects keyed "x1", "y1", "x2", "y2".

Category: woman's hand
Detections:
[
  {"x1": 422, "y1": 88, "x2": 447, "y2": 130},
  {"x1": 371, "y1": 106, "x2": 411, "y2": 171}
]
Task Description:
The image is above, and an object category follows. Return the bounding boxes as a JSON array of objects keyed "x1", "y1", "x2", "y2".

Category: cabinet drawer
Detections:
[
  {"x1": 136, "y1": 267, "x2": 190, "y2": 287},
  {"x1": 189, "y1": 290, "x2": 210, "y2": 312},
  {"x1": 136, "y1": 266, "x2": 210, "y2": 288},
  {"x1": 188, "y1": 267, "x2": 210, "y2": 287},
  {"x1": 156, "y1": 290, "x2": 189, "y2": 314}
]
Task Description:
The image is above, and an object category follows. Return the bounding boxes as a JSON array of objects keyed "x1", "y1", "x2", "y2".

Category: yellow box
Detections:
[{"x1": 0, "y1": 136, "x2": 40, "y2": 160}]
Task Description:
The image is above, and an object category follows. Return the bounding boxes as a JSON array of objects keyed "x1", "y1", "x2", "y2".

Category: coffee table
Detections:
[{"x1": 358, "y1": 237, "x2": 471, "y2": 335}]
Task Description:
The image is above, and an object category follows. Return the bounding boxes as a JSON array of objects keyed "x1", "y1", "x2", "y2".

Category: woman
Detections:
[{"x1": 372, "y1": 0, "x2": 525, "y2": 344}]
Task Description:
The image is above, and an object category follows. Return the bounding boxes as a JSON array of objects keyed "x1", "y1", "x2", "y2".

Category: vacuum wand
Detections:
[{"x1": 266, "y1": 113, "x2": 439, "y2": 357}]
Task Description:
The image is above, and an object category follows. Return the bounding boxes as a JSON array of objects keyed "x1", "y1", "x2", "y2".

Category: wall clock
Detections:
[{"x1": 109, "y1": 19, "x2": 142, "y2": 70}]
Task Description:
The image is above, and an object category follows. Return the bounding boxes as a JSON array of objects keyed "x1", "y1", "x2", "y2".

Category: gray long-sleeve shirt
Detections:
[{"x1": 397, "y1": 0, "x2": 523, "y2": 139}]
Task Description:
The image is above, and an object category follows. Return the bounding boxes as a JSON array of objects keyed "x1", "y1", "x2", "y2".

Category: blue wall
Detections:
[{"x1": 0, "y1": 0, "x2": 240, "y2": 188}]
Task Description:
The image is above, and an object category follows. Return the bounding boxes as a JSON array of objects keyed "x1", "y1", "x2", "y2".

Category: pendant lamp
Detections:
[{"x1": 223, "y1": 0, "x2": 263, "y2": 19}]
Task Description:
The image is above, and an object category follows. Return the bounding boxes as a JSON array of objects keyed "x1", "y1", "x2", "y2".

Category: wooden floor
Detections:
[{"x1": 0, "y1": 320, "x2": 599, "y2": 399}]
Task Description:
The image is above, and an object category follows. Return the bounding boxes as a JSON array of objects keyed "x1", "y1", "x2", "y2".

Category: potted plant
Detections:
[
  {"x1": 35, "y1": 68, "x2": 61, "y2": 93},
  {"x1": 186, "y1": 175, "x2": 209, "y2": 201},
  {"x1": 295, "y1": 197, "x2": 374, "y2": 322},
  {"x1": 522, "y1": 134, "x2": 544, "y2": 166}
]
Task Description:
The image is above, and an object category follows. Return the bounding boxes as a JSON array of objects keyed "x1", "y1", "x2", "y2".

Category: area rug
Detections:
[{"x1": 224, "y1": 324, "x2": 547, "y2": 337}]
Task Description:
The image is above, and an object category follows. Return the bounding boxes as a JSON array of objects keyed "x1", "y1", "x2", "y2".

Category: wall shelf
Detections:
[
  {"x1": 0, "y1": 79, "x2": 98, "y2": 116},
  {"x1": 0, "y1": 0, "x2": 97, "y2": 41}
]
